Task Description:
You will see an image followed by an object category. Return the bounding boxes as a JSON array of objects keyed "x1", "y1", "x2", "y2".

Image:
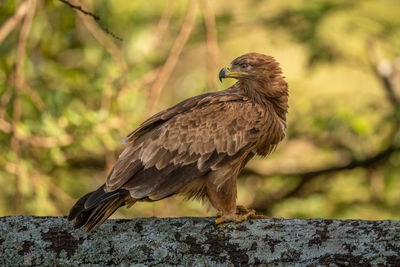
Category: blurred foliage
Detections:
[{"x1": 0, "y1": 0, "x2": 399, "y2": 220}]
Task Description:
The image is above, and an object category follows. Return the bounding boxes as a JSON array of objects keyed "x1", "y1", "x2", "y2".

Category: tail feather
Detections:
[
  {"x1": 84, "y1": 196, "x2": 127, "y2": 232},
  {"x1": 68, "y1": 184, "x2": 132, "y2": 232},
  {"x1": 67, "y1": 191, "x2": 92, "y2": 222}
]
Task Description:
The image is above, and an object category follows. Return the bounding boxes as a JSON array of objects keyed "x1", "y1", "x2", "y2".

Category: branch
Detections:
[
  {"x1": 242, "y1": 145, "x2": 398, "y2": 180},
  {"x1": 200, "y1": 0, "x2": 220, "y2": 90},
  {"x1": 149, "y1": 0, "x2": 175, "y2": 52},
  {"x1": 367, "y1": 40, "x2": 400, "y2": 111},
  {"x1": 243, "y1": 145, "x2": 399, "y2": 213},
  {"x1": 0, "y1": 84, "x2": 13, "y2": 121},
  {"x1": 67, "y1": 0, "x2": 127, "y2": 76},
  {"x1": 0, "y1": 119, "x2": 11, "y2": 133},
  {"x1": 11, "y1": 0, "x2": 36, "y2": 152},
  {"x1": 23, "y1": 83, "x2": 45, "y2": 111},
  {"x1": 0, "y1": 0, "x2": 31, "y2": 45},
  {"x1": 119, "y1": 67, "x2": 161, "y2": 95},
  {"x1": 58, "y1": 0, "x2": 123, "y2": 41},
  {"x1": 1, "y1": 216, "x2": 399, "y2": 265},
  {"x1": 147, "y1": 0, "x2": 198, "y2": 115},
  {"x1": 9, "y1": 0, "x2": 36, "y2": 214}
]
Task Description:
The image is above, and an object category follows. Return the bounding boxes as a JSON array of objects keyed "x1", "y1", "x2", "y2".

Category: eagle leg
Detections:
[
  {"x1": 206, "y1": 169, "x2": 266, "y2": 225},
  {"x1": 206, "y1": 173, "x2": 238, "y2": 223}
]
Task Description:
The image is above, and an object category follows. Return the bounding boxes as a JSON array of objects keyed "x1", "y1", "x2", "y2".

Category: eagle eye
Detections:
[{"x1": 240, "y1": 63, "x2": 249, "y2": 68}]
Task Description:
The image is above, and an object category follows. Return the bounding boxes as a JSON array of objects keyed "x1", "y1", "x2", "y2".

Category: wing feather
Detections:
[{"x1": 105, "y1": 93, "x2": 270, "y2": 201}]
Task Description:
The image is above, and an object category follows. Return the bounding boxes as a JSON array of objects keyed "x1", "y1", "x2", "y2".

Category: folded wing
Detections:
[{"x1": 105, "y1": 94, "x2": 268, "y2": 201}]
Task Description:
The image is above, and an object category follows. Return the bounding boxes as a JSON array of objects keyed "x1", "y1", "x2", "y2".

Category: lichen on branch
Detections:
[{"x1": 1, "y1": 216, "x2": 399, "y2": 266}]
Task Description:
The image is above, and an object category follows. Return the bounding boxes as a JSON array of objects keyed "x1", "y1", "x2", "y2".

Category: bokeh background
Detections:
[{"x1": 1, "y1": 0, "x2": 400, "y2": 220}]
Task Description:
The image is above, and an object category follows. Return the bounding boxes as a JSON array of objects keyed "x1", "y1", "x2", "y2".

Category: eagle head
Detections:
[
  {"x1": 219, "y1": 52, "x2": 282, "y2": 80},
  {"x1": 219, "y1": 52, "x2": 287, "y2": 98}
]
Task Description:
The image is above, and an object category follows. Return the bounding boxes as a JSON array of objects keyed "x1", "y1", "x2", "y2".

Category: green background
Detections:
[{"x1": 1, "y1": 0, "x2": 399, "y2": 220}]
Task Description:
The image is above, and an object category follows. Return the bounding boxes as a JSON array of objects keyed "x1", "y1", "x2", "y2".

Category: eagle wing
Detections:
[{"x1": 105, "y1": 93, "x2": 268, "y2": 201}]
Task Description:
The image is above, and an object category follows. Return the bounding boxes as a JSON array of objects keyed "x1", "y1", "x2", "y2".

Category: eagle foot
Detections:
[
  {"x1": 215, "y1": 209, "x2": 256, "y2": 225},
  {"x1": 215, "y1": 206, "x2": 269, "y2": 224},
  {"x1": 236, "y1": 205, "x2": 269, "y2": 219},
  {"x1": 235, "y1": 205, "x2": 254, "y2": 215},
  {"x1": 216, "y1": 205, "x2": 257, "y2": 216}
]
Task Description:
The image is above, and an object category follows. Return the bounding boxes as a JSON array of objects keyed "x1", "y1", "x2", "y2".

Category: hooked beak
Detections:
[
  {"x1": 219, "y1": 67, "x2": 229, "y2": 82},
  {"x1": 218, "y1": 64, "x2": 248, "y2": 82}
]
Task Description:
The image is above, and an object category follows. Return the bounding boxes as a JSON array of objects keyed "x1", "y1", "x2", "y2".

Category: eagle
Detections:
[{"x1": 68, "y1": 53, "x2": 289, "y2": 232}]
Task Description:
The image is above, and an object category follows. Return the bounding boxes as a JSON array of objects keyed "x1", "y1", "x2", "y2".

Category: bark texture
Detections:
[{"x1": 1, "y1": 216, "x2": 399, "y2": 266}]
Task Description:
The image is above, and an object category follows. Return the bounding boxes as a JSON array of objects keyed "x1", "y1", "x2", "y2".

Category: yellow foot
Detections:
[
  {"x1": 215, "y1": 209, "x2": 255, "y2": 225},
  {"x1": 236, "y1": 205, "x2": 254, "y2": 215},
  {"x1": 217, "y1": 206, "x2": 249, "y2": 217},
  {"x1": 236, "y1": 205, "x2": 269, "y2": 219},
  {"x1": 215, "y1": 206, "x2": 269, "y2": 224}
]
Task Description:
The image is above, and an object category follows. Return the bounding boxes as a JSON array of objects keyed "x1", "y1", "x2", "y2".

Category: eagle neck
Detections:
[{"x1": 236, "y1": 80, "x2": 288, "y2": 123}]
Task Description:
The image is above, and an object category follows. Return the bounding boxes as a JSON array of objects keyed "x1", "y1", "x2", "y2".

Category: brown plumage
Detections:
[{"x1": 68, "y1": 53, "x2": 288, "y2": 232}]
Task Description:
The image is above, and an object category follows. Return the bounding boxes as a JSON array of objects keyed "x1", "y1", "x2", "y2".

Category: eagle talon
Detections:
[
  {"x1": 234, "y1": 206, "x2": 269, "y2": 219},
  {"x1": 215, "y1": 216, "x2": 226, "y2": 224},
  {"x1": 214, "y1": 209, "x2": 256, "y2": 225},
  {"x1": 236, "y1": 205, "x2": 255, "y2": 215}
]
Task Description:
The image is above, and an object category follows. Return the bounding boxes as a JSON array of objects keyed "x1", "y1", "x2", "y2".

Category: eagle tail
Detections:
[{"x1": 68, "y1": 184, "x2": 132, "y2": 232}]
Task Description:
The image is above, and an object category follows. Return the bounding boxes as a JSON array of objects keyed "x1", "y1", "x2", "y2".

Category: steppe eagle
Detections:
[{"x1": 69, "y1": 53, "x2": 289, "y2": 232}]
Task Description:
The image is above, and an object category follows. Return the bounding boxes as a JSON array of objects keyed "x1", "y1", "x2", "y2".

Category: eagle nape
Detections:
[{"x1": 68, "y1": 52, "x2": 288, "y2": 232}]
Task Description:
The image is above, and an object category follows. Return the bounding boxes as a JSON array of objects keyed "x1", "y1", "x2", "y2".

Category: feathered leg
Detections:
[
  {"x1": 206, "y1": 171, "x2": 267, "y2": 224},
  {"x1": 205, "y1": 174, "x2": 254, "y2": 224}
]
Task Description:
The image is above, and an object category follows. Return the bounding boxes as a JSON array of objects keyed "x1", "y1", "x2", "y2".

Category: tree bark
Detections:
[{"x1": 1, "y1": 216, "x2": 399, "y2": 266}]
